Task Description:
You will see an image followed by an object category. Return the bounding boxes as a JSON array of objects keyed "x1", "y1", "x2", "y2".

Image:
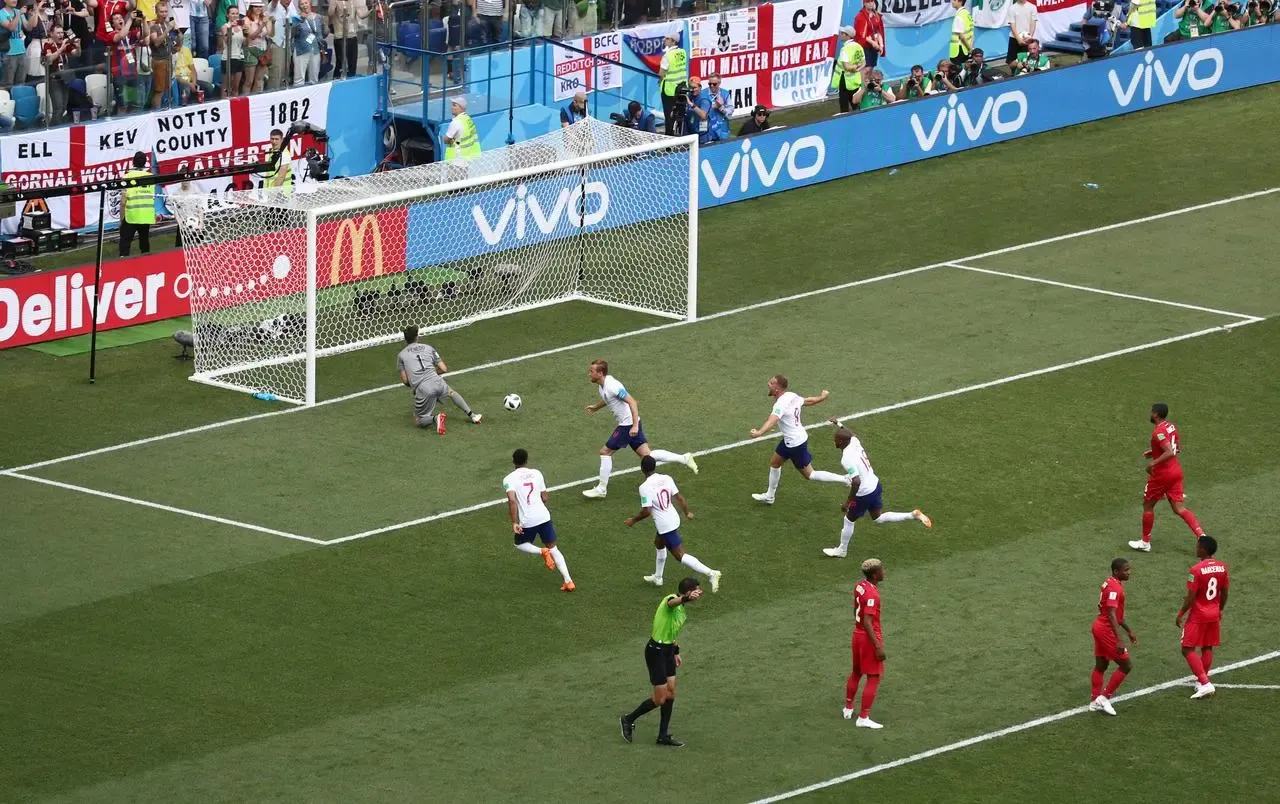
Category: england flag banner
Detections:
[
  {"x1": 690, "y1": 0, "x2": 839, "y2": 115},
  {"x1": 551, "y1": 31, "x2": 625, "y2": 102}
]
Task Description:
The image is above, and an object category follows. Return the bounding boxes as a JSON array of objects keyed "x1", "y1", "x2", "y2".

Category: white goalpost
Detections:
[{"x1": 173, "y1": 119, "x2": 700, "y2": 406}]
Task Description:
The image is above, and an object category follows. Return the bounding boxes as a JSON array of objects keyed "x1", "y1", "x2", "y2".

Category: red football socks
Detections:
[
  {"x1": 1104, "y1": 670, "x2": 1128, "y2": 697},
  {"x1": 1185, "y1": 652, "x2": 1210, "y2": 685},
  {"x1": 860, "y1": 675, "x2": 880, "y2": 718},
  {"x1": 1091, "y1": 669, "x2": 1105, "y2": 699},
  {"x1": 1141, "y1": 511, "x2": 1154, "y2": 541},
  {"x1": 845, "y1": 673, "x2": 860, "y2": 709},
  {"x1": 1178, "y1": 508, "x2": 1204, "y2": 537},
  {"x1": 1202, "y1": 648, "x2": 1214, "y2": 673}
]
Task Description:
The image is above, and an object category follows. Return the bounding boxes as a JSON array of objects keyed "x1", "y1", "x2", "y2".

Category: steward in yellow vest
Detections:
[
  {"x1": 949, "y1": 0, "x2": 975, "y2": 63},
  {"x1": 120, "y1": 151, "x2": 155, "y2": 258},
  {"x1": 445, "y1": 96, "x2": 482, "y2": 162},
  {"x1": 831, "y1": 26, "x2": 866, "y2": 113},
  {"x1": 267, "y1": 128, "x2": 294, "y2": 194},
  {"x1": 659, "y1": 33, "x2": 689, "y2": 136}
]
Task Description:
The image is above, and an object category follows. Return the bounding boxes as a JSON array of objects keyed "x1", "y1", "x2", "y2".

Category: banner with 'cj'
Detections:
[{"x1": 689, "y1": 0, "x2": 841, "y2": 116}]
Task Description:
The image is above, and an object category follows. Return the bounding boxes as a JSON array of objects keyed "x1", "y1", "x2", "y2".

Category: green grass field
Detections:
[{"x1": 3, "y1": 84, "x2": 1280, "y2": 802}]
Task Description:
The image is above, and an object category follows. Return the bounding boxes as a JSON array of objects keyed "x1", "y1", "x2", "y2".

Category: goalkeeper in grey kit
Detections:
[{"x1": 397, "y1": 326, "x2": 483, "y2": 431}]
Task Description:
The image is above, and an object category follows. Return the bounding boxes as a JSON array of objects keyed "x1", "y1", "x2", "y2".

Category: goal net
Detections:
[{"x1": 174, "y1": 119, "x2": 699, "y2": 406}]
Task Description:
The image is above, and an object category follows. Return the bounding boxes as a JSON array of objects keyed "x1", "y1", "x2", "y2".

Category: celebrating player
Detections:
[
  {"x1": 619, "y1": 577, "x2": 703, "y2": 747},
  {"x1": 1128, "y1": 403, "x2": 1205, "y2": 553},
  {"x1": 1177, "y1": 535, "x2": 1229, "y2": 699},
  {"x1": 1089, "y1": 558, "x2": 1137, "y2": 716},
  {"x1": 822, "y1": 419, "x2": 932, "y2": 558},
  {"x1": 749, "y1": 375, "x2": 849, "y2": 504},
  {"x1": 582, "y1": 359, "x2": 698, "y2": 499},
  {"x1": 845, "y1": 558, "x2": 886, "y2": 729},
  {"x1": 503, "y1": 449, "x2": 574, "y2": 592},
  {"x1": 625, "y1": 455, "x2": 722, "y2": 593},
  {"x1": 396, "y1": 326, "x2": 483, "y2": 432}
]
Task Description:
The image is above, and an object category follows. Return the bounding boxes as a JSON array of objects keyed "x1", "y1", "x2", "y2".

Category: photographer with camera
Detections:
[
  {"x1": 683, "y1": 74, "x2": 708, "y2": 139},
  {"x1": 897, "y1": 64, "x2": 931, "y2": 99},
  {"x1": 831, "y1": 25, "x2": 865, "y2": 114},
  {"x1": 1170, "y1": 0, "x2": 1213, "y2": 39},
  {"x1": 613, "y1": 99, "x2": 657, "y2": 133},
  {"x1": 1246, "y1": 0, "x2": 1274, "y2": 23},
  {"x1": 1011, "y1": 38, "x2": 1050, "y2": 74},
  {"x1": 852, "y1": 68, "x2": 894, "y2": 110},
  {"x1": 1081, "y1": 0, "x2": 1121, "y2": 56},
  {"x1": 959, "y1": 48, "x2": 999, "y2": 86},
  {"x1": 930, "y1": 59, "x2": 960, "y2": 94},
  {"x1": 738, "y1": 103, "x2": 771, "y2": 135},
  {"x1": 696, "y1": 72, "x2": 733, "y2": 144},
  {"x1": 561, "y1": 89, "x2": 588, "y2": 127},
  {"x1": 1208, "y1": 0, "x2": 1245, "y2": 30}
]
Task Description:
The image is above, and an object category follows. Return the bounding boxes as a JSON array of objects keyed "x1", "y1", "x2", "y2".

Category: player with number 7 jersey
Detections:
[
  {"x1": 624, "y1": 455, "x2": 722, "y2": 593},
  {"x1": 1177, "y1": 535, "x2": 1228, "y2": 699},
  {"x1": 502, "y1": 449, "x2": 575, "y2": 591}
]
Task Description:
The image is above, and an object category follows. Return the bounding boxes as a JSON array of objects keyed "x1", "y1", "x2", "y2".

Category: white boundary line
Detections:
[
  {"x1": 1205, "y1": 683, "x2": 1280, "y2": 690},
  {"x1": 324, "y1": 318, "x2": 1260, "y2": 545},
  {"x1": 5, "y1": 471, "x2": 327, "y2": 545},
  {"x1": 748, "y1": 650, "x2": 1280, "y2": 804},
  {"x1": 946, "y1": 263, "x2": 1264, "y2": 322},
  {"x1": 3, "y1": 185, "x2": 1274, "y2": 478}
]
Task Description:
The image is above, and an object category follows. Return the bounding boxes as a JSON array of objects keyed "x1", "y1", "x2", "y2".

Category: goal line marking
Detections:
[
  {"x1": 323, "y1": 318, "x2": 1260, "y2": 545},
  {"x1": 5, "y1": 471, "x2": 326, "y2": 545},
  {"x1": 945, "y1": 263, "x2": 1264, "y2": 322},
  {"x1": 2, "y1": 185, "x2": 1273, "y2": 478},
  {"x1": 748, "y1": 650, "x2": 1280, "y2": 804}
]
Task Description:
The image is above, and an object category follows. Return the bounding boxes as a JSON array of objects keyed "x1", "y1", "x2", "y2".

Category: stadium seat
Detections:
[
  {"x1": 194, "y1": 57, "x2": 212, "y2": 85},
  {"x1": 10, "y1": 83, "x2": 35, "y2": 102},
  {"x1": 0, "y1": 98, "x2": 14, "y2": 120},
  {"x1": 0, "y1": 88, "x2": 10, "y2": 105},
  {"x1": 208, "y1": 53, "x2": 223, "y2": 87},
  {"x1": 398, "y1": 20, "x2": 422, "y2": 50},
  {"x1": 35, "y1": 81, "x2": 49, "y2": 118},
  {"x1": 427, "y1": 20, "x2": 446, "y2": 52},
  {"x1": 85, "y1": 73, "x2": 109, "y2": 110},
  {"x1": 14, "y1": 94, "x2": 39, "y2": 127}
]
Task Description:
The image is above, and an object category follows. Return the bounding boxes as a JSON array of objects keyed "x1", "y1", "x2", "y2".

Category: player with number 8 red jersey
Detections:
[
  {"x1": 1177, "y1": 535, "x2": 1228, "y2": 699},
  {"x1": 1129, "y1": 403, "x2": 1206, "y2": 553}
]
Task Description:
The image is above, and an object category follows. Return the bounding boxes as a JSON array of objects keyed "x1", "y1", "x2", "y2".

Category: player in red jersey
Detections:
[
  {"x1": 1089, "y1": 558, "x2": 1137, "y2": 716},
  {"x1": 1128, "y1": 403, "x2": 1206, "y2": 553},
  {"x1": 1177, "y1": 535, "x2": 1229, "y2": 699},
  {"x1": 844, "y1": 558, "x2": 886, "y2": 729}
]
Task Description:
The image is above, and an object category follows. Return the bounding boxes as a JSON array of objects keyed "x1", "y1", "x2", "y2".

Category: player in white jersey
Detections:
[
  {"x1": 822, "y1": 418, "x2": 932, "y2": 558},
  {"x1": 625, "y1": 455, "x2": 722, "y2": 593},
  {"x1": 748, "y1": 374, "x2": 850, "y2": 504},
  {"x1": 582, "y1": 359, "x2": 698, "y2": 499},
  {"x1": 503, "y1": 448, "x2": 574, "y2": 591}
]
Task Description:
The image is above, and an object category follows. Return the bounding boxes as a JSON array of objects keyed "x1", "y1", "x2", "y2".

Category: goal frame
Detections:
[{"x1": 189, "y1": 133, "x2": 700, "y2": 407}]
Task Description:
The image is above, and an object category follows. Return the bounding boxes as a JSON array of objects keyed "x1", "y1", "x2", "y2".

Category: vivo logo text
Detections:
[
  {"x1": 701, "y1": 135, "x2": 826, "y2": 199},
  {"x1": 909, "y1": 91, "x2": 1028, "y2": 153},
  {"x1": 1107, "y1": 48, "x2": 1223, "y2": 107},
  {"x1": 473, "y1": 182, "x2": 610, "y2": 246}
]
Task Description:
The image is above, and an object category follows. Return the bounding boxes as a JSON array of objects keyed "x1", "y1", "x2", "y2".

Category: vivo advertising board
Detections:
[{"x1": 697, "y1": 26, "x2": 1277, "y2": 207}]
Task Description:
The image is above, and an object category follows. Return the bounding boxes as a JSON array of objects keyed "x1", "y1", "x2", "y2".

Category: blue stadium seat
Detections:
[
  {"x1": 208, "y1": 53, "x2": 223, "y2": 87},
  {"x1": 427, "y1": 20, "x2": 446, "y2": 52},
  {"x1": 398, "y1": 21, "x2": 422, "y2": 50},
  {"x1": 10, "y1": 83, "x2": 35, "y2": 102},
  {"x1": 14, "y1": 94, "x2": 39, "y2": 126}
]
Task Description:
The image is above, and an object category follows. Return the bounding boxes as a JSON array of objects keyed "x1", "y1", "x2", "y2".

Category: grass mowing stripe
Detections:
[
  {"x1": 323, "y1": 318, "x2": 1261, "y2": 546},
  {"x1": 5, "y1": 472, "x2": 327, "y2": 545},
  {"x1": 748, "y1": 650, "x2": 1280, "y2": 804},
  {"x1": 3, "y1": 186, "x2": 1275, "y2": 478},
  {"x1": 946, "y1": 263, "x2": 1265, "y2": 322}
]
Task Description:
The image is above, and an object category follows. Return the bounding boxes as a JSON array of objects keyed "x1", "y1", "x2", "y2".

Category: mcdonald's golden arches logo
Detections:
[
  {"x1": 329, "y1": 215, "x2": 384, "y2": 286},
  {"x1": 22, "y1": 197, "x2": 50, "y2": 216}
]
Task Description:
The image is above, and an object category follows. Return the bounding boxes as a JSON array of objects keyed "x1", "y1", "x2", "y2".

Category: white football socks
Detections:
[
  {"x1": 598, "y1": 454, "x2": 613, "y2": 489},
  {"x1": 514, "y1": 542, "x2": 543, "y2": 555},
  {"x1": 550, "y1": 546, "x2": 572, "y2": 583},
  {"x1": 649, "y1": 449, "x2": 688, "y2": 465},
  {"x1": 809, "y1": 470, "x2": 849, "y2": 484},
  {"x1": 654, "y1": 547, "x2": 668, "y2": 578},
  {"x1": 767, "y1": 467, "x2": 781, "y2": 496},
  {"x1": 680, "y1": 553, "x2": 715, "y2": 577},
  {"x1": 839, "y1": 517, "x2": 855, "y2": 550},
  {"x1": 874, "y1": 512, "x2": 915, "y2": 524}
]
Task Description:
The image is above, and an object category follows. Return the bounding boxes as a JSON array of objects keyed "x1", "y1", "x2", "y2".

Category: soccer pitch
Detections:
[{"x1": 3, "y1": 85, "x2": 1280, "y2": 802}]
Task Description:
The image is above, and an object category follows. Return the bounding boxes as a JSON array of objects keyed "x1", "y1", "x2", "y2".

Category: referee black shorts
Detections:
[{"x1": 645, "y1": 639, "x2": 677, "y2": 686}]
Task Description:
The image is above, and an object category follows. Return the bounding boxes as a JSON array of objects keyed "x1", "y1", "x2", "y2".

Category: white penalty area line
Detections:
[
  {"x1": 1200, "y1": 683, "x2": 1280, "y2": 690},
  {"x1": 945, "y1": 264, "x2": 1265, "y2": 323},
  {"x1": 748, "y1": 650, "x2": 1280, "y2": 804},
  {"x1": 5, "y1": 471, "x2": 327, "y2": 546},
  {"x1": 2, "y1": 184, "x2": 1275, "y2": 480},
  {"x1": 324, "y1": 317, "x2": 1261, "y2": 545}
]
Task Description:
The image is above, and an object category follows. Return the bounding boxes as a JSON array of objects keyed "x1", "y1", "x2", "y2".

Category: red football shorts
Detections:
[
  {"x1": 1092, "y1": 621, "x2": 1129, "y2": 662},
  {"x1": 852, "y1": 633, "x2": 884, "y2": 676},
  {"x1": 1144, "y1": 470, "x2": 1185, "y2": 503},
  {"x1": 1181, "y1": 619, "x2": 1221, "y2": 648}
]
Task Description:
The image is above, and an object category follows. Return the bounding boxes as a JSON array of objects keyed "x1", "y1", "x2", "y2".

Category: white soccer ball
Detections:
[{"x1": 503, "y1": 393, "x2": 523, "y2": 411}]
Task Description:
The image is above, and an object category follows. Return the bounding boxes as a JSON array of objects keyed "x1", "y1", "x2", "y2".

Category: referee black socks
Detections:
[{"x1": 627, "y1": 699, "x2": 658, "y2": 722}]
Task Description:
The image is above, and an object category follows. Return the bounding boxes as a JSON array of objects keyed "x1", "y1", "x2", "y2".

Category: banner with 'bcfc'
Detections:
[{"x1": 689, "y1": 0, "x2": 840, "y2": 116}]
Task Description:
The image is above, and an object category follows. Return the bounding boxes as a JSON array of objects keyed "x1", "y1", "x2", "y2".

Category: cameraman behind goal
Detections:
[{"x1": 397, "y1": 326, "x2": 483, "y2": 433}]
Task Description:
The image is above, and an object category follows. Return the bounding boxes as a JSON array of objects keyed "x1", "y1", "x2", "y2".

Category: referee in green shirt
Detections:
[{"x1": 620, "y1": 577, "x2": 703, "y2": 747}]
